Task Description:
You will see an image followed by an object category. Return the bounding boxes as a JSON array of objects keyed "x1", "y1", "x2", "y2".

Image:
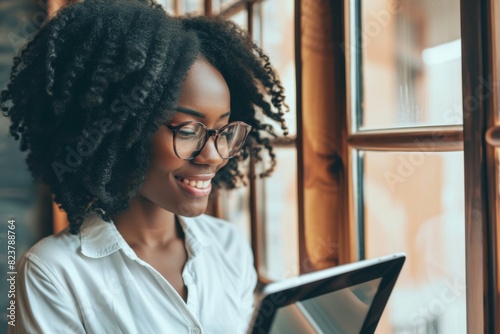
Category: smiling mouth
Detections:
[{"x1": 176, "y1": 176, "x2": 211, "y2": 189}]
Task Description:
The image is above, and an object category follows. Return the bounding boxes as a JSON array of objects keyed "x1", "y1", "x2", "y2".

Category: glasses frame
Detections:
[{"x1": 164, "y1": 120, "x2": 252, "y2": 160}]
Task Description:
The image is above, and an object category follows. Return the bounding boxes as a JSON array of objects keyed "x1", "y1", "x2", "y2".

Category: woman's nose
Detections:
[{"x1": 192, "y1": 137, "x2": 224, "y2": 166}]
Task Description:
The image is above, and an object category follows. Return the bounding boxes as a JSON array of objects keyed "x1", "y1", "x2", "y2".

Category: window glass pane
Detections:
[
  {"x1": 361, "y1": 151, "x2": 466, "y2": 333},
  {"x1": 260, "y1": 0, "x2": 296, "y2": 136},
  {"x1": 219, "y1": 186, "x2": 251, "y2": 243},
  {"x1": 359, "y1": 0, "x2": 462, "y2": 130},
  {"x1": 228, "y1": 8, "x2": 247, "y2": 31},
  {"x1": 157, "y1": 0, "x2": 174, "y2": 14},
  {"x1": 178, "y1": 0, "x2": 204, "y2": 15},
  {"x1": 259, "y1": 146, "x2": 299, "y2": 280},
  {"x1": 252, "y1": 2, "x2": 262, "y2": 45},
  {"x1": 219, "y1": 158, "x2": 251, "y2": 242},
  {"x1": 212, "y1": 0, "x2": 240, "y2": 15}
]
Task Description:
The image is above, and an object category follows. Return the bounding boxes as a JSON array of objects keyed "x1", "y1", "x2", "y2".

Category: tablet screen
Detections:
[
  {"x1": 269, "y1": 278, "x2": 382, "y2": 334},
  {"x1": 248, "y1": 254, "x2": 405, "y2": 334}
]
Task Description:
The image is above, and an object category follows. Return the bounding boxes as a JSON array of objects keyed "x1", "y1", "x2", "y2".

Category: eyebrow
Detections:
[{"x1": 175, "y1": 107, "x2": 231, "y2": 119}]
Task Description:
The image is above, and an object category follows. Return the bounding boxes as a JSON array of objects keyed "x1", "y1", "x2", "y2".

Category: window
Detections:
[
  {"x1": 216, "y1": 0, "x2": 300, "y2": 283},
  {"x1": 342, "y1": 0, "x2": 499, "y2": 332},
  {"x1": 349, "y1": 1, "x2": 466, "y2": 332}
]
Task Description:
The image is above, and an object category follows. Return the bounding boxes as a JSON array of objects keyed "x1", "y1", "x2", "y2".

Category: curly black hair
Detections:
[{"x1": 1, "y1": 0, "x2": 288, "y2": 234}]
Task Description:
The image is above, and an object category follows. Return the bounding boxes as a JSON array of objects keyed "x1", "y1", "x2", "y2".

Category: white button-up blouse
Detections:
[{"x1": 11, "y1": 213, "x2": 257, "y2": 334}]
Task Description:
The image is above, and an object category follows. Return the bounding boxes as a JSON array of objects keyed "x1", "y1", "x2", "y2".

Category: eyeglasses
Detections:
[{"x1": 165, "y1": 121, "x2": 252, "y2": 160}]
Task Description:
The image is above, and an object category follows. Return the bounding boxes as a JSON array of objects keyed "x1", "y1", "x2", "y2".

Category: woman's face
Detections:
[{"x1": 138, "y1": 57, "x2": 231, "y2": 216}]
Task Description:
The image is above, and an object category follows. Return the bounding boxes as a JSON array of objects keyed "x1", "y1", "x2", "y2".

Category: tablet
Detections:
[{"x1": 247, "y1": 253, "x2": 406, "y2": 334}]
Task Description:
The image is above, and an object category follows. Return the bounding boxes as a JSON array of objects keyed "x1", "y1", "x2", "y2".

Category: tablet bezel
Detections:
[{"x1": 247, "y1": 253, "x2": 406, "y2": 334}]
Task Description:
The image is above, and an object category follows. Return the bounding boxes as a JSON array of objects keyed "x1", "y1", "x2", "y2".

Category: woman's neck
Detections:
[{"x1": 112, "y1": 195, "x2": 183, "y2": 249}]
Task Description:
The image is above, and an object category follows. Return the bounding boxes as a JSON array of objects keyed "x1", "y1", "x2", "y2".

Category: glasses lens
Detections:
[
  {"x1": 216, "y1": 123, "x2": 249, "y2": 158},
  {"x1": 174, "y1": 123, "x2": 205, "y2": 159}
]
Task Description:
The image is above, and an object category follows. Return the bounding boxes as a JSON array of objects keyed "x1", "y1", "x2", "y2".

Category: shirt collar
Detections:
[
  {"x1": 80, "y1": 213, "x2": 211, "y2": 259},
  {"x1": 177, "y1": 215, "x2": 212, "y2": 258}
]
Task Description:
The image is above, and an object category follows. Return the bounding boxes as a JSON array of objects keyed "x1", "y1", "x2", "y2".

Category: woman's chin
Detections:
[{"x1": 175, "y1": 202, "x2": 208, "y2": 217}]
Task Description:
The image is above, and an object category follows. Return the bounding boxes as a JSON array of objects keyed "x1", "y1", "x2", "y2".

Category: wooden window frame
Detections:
[
  {"x1": 342, "y1": 0, "x2": 499, "y2": 332},
  {"x1": 461, "y1": 0, "x2": 499, "y2": 332}
]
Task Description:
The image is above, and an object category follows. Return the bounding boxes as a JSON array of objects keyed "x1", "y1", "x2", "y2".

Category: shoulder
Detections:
[
  {"x1": 15, "y1": 227, "x2": 82, "y2": 298},
  {"x1": 20, "y1": 227, "x2": 80, "y2": 270},
  {"x1": 17, "y1": 212, "x2": 115, "y2": 279}
]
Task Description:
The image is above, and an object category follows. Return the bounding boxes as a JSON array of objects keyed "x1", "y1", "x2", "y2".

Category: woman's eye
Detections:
[
  {"x1": 177, "y1": 126, "x2": 200, "y2": 139},
  {"x1": 177, "y1": 127, "x2": 198, "y2": 139}
]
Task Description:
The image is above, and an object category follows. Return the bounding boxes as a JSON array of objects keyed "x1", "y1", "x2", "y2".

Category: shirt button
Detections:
[{"x1": 190, "y1": 327, "x2": 201, "y2": 334}]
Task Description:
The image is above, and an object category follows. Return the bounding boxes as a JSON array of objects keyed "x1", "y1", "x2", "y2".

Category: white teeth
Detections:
[{"x1": 180, "y1": 177, "x2": 211, "y2": 189}]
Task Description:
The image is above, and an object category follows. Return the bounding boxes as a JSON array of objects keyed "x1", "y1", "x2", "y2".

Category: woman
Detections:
[{"x1": 1, "y1": 0, "x2": 288, "y2": 333}]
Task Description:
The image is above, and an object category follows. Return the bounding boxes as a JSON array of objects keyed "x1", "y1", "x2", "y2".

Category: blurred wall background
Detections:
[{"x1": 1, "y1": 0, "x2": 52, "y2": 330}]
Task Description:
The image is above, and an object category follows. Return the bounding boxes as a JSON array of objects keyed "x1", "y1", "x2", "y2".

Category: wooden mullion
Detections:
[
  {"x1": 461, "y1": 0, "x2": 495, "y2": 332},
  {"x1": 298, "y1": 0, "x2": 349, "y2": 273},
  {"x1": 249, "y1": 156, "x2": 266, "y2": 284},
  {"x1": 218, "y1": 0, "x2": 251, "y2": 18},
  {"x1": 173, "y1": 0, "x2": 181, "y2": 16},
  {"x1": 295, "y1": 0, "x2": 306, "y2": 275},
  {"x1": 247, "y1": 1, "x2": 253, "y2": 37},
  {"x1": 484, "y1": 0, "x2": 500, "y2": 331},
  {"x1": 204, "y1": 0, "x2": 212, "y2": 16},
  {"x1": 348, "y1": 125, "x2": 463, "y2": 152}
]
